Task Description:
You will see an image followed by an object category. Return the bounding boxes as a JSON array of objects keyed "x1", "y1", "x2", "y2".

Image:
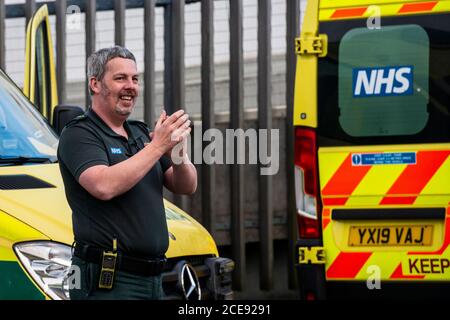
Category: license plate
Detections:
[{"x1": 348, "y1": 225, "x2": 433, "y2": 246}]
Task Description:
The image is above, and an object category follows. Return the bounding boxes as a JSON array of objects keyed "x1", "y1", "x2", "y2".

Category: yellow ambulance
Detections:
[
  {"x1": 294, "y1": 0, "x2": 450, "y2": 299},
  {"x1": 0, "y1": 5, "x2": 233, "y2": 300}
]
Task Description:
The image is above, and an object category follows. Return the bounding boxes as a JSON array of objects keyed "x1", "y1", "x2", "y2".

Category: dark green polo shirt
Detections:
[{"x1": 57, "y1": 109, "x2": 171, "y2": 258}]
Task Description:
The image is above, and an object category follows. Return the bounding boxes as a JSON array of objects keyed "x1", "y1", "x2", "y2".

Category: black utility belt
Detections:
[{"x1": 74, "y1": 244, "x2": 167, "y2": 277}]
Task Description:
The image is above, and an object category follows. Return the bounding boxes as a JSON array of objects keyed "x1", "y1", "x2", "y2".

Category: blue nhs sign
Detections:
[{"x1": 352, "y1": 66, "x2": 414, "y2": 97}]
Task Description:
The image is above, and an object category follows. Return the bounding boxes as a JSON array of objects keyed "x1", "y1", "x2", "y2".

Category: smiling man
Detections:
[{"x1": 57, "y1": 46, "x2": 197, "y2": 300}]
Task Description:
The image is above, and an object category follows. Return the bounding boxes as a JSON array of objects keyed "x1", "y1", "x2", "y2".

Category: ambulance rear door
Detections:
[{"x1": 317, "y1": 12, "x2": 450, "y2": 282}]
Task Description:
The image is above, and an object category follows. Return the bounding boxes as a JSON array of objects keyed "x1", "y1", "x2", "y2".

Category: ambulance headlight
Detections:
[{"x1": 14, "y1": 241, "x2": 73, "y2": 300}]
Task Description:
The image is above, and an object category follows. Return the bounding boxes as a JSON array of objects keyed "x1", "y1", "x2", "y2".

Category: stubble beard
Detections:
[{"x1": 100, "y1": 82, "x2": 135, "y2": 117}]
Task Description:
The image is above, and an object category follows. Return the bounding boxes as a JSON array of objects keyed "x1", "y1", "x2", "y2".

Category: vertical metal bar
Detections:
[
  {"x1": 286, "y1": 0, "x2": 300, "y2": 290},
  {"x1": 166, "y1": 0, "x2": 187, "y2": 210},
  {"x1": 114, "y1": 0, "x2": 125, "y2": 46},
  {"x1": 163, "y1": 0, "x2": 185, "y2": 114},
  {"x1": 163, "y1": 5, "x2": 172, "y2": 114},
  {"x1": 170, "y1": 0, "x2": 184, "y2": 113},
  {"x1": 0, "y1": 0, "x2": 5, "y2": 70},
  {"x1": 144, "y1": 0, "x2": 155, "y2": 128},
  {"x1": 258, "y1": 0, "x2": 273, "y2": 291},
  {"x1": 229, "y1": 0, "x2": 245, "y2": 292},
  {"x1": 25, "y1": 0, "x2": 36, "y2": 26},
  {"x1": 56, "y1": 0, "x2": 67, "y2": 104},
  {"x1": 201, "y1": 0, "x2": 215, "y2": 236},
  {"x1": 85, "y1": 0, "x2": 96, "y2": 108}
]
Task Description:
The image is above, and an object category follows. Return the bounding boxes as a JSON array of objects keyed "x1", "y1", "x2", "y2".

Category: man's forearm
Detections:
[
  {"x1": 82, "y1": 142, "x2": 164, "y2": 200},
  {"x1": 170, "y1": 159, "x2": 198, "y2": 195}
]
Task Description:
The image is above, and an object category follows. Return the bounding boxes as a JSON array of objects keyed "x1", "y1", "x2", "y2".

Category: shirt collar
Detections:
[{"x1": 86, "y1": 108, "x2": 135, "y2": 140}]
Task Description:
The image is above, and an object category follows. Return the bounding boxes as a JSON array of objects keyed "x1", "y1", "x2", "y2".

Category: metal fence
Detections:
[{"x1": 0, "y1": 0, "x2": 300, "y2": 292}]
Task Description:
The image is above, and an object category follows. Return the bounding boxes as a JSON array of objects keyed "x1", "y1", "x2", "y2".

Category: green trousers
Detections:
[{"x1": 69, "y1": 256, "x2": 165, "y2": 300}]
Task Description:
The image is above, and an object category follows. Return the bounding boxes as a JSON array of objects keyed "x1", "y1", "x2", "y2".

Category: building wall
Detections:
[
  {"x1": 184, "y1": 106, "x2": 289, "y2": 245},
  {"x1": 3, "y1": 0, "x2": 306, "y2": 117}
]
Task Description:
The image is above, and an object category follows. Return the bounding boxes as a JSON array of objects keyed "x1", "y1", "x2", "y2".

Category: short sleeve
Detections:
[
  {"x1": 57, "y1": 125, "x2": 109, "y2": 181},
  {"x1": 159, "y1": 155, "x2": 172, "y2": 173}
]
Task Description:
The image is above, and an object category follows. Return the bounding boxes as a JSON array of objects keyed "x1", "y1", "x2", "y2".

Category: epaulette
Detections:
[
  {"x1": 128, "y1": 119, "x2": 151, "y2": 135},
  {"x1": 65, "y1": 113, "x2": 88, "y2": 128}
]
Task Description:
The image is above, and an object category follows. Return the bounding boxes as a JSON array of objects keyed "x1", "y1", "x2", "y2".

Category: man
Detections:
[{"x1": 58, "y1": 46, "x2": 197, "y2": 300}]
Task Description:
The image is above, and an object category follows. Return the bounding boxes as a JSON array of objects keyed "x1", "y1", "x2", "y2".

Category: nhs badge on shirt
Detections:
[
  {"x1": 110, "y1": 147, "x2": 123, "y2": 155},
  {"x1": 352, "y1": 66, "x2": 414, "y2": 97}
]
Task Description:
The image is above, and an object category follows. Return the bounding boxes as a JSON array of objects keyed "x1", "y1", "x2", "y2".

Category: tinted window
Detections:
[
  {"x1": 35, "y1": 23, "x2": 51, "y2": 116},
  {"x1": 318, "y1": 14, "x2": 450, "y2": 146}
]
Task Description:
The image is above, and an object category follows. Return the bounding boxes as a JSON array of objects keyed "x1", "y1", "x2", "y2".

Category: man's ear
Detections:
[{"x1": 89, "y1": 77, "x2": 101, "y2": 94}]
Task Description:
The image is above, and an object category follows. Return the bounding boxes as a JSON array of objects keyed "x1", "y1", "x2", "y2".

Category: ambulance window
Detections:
[
  {"x1": 318, "y1": 14, "x2": 450, "y2": 145},
  {"x1": 338, "y1": 25, "x2": 429, "y2": 137},
  {"x1": 35, "y1": 23, "x2": 51, "y2": 116}
]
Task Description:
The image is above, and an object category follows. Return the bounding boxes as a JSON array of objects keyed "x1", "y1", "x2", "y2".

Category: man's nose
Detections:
[{"x1": 124, "y1": 77, "x2": 138, "y2": 90}]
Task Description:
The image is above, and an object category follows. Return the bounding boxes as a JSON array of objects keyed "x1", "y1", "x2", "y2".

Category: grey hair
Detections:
[{"x1": 87, "y1": 46, "x2": 136, "y2": 95}]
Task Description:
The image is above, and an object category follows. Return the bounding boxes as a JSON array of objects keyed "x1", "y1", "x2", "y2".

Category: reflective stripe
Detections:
[
  {"x1": 380, "y1": 196, "x2": 417, "y2": 205},
  {"x1": 322, "y1": 209, "x2": 331, "y2": 231},
  {"x1": 322, "y1": 218, "x2": 331, "y2": 231},
  {"x1": 398, "y1": 1, "x2": 438, "y2": 13},
  {"x1": 322, "y1": 154, "x2": 371, "y2": 196},
  {"x1": 320, "y1": 0, "x2": 450, "y2": 21},
  {"x1": 331, "y1": 7, "x2": 368, "y2": 18},
  {"x1": 321, "y1": 150, "x2": 450, "y2": 280},
  {"x1": 326, "y1": 252, "x2": 372, "y2": 279},
  {"x1": 380, "y1": 151, "x2": 450, "y2": 204},
  {"x1": 322, "y1": 197, "x2": 348, "y2": 206},
  {"x1": 390, "y1": 263, "x2": 426, "y2": 279}
]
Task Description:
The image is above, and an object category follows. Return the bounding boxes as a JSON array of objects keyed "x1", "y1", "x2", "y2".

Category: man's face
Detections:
[{"x1": 96, "y1": 57, "x2": 139, "y2": 117}]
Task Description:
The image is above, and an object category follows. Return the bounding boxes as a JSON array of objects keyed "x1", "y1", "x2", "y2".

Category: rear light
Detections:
[
  {"x1": 294, "y1": 127, "x2": 321, "y2": 239},
  {"x1": 306, "y1": 292, "x2": 316, "y2": 301}
]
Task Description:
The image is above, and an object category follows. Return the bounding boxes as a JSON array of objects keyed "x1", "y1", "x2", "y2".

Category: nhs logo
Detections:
[
  {"x1": 110, "y1": 147, "x2": 123, "y2": 155},
  {"x1": 352, "y1": 66, "x2": 414, "y2": 97}
]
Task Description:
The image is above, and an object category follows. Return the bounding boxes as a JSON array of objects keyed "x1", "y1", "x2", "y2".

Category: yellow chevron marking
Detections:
[
  {"x1": 355, "y1": 251, "x2": 405, "y2": 280},
  {"x1": 345, "y1": 196, "x2": 384, "y2": 207},
  {"x1": 352, "y1": 164, "x2": 406, "y2": 196},
  {"x1": 435, "y1": 1, "x2": 450, "y2": 13},
  {"x1": 420, "y1": 157, "x2": 450, "y2": 195},
  {"x1": 345, "y1": 165, "x2": 405, "y2": 206},
  {"x1": 318, "y1": 151, "x2": 348, "y2": 189},
  {"x1": 415, "y1": 158, "x2": 450, "y2": 205},
  {"x1": 415, "y1": 195, "x2": 450, "y2": 206},
  {"x1": 322, "y1": 221, "x2": 341, "y2": 271}
]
